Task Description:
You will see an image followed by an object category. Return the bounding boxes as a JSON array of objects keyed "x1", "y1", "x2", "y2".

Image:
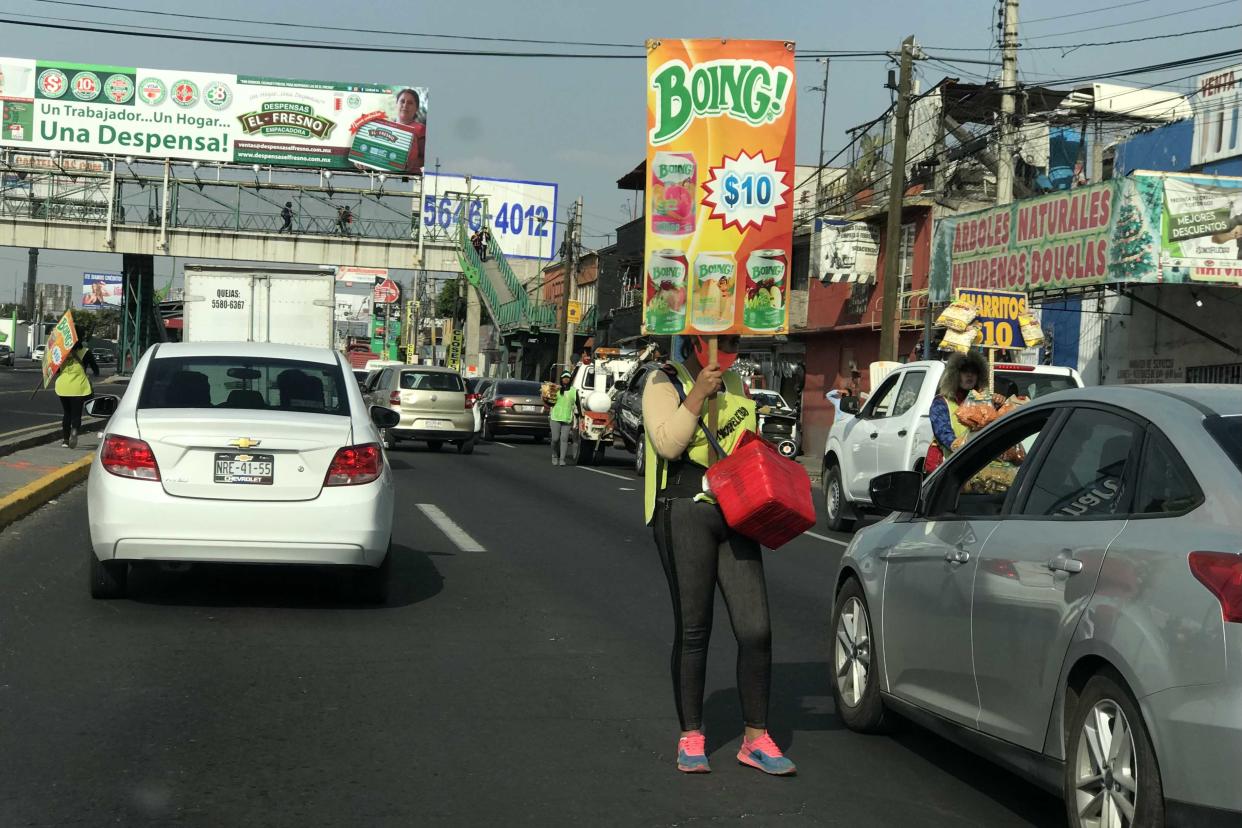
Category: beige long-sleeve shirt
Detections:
[{"x1": 642, "y1": 369, "x2": 700, "y2": 461}]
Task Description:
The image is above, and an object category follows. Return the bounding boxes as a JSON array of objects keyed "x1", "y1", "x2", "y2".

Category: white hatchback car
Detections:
[{"x1": 86, "y1": 342, "x2": 399, "y2": 602}]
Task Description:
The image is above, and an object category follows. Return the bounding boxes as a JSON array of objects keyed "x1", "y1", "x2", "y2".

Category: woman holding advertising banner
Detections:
[
  {"x1": 641, "y1": 334, "x2": 796, "y2": 777},
  {"x1": 55, "y1": 338, "x2": 99, "y2": 449},
  {"x1": 393, "y1": 88, "x2": 426, "y2": 174}
]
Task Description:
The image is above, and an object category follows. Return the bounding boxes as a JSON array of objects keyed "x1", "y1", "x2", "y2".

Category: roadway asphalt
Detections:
[
  {"x1": 0, "y1": 359, "x2": 118, "y2": 437},
  {"x1": 0, "y1": 437, "x2": 1065, "y2": 827}
]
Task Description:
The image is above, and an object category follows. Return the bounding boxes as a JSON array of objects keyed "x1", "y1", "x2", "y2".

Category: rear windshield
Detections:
[
  {"x1": 139, "y1": 356, "x2": 350, "y2": 415},
  {"x1": 994, "y1": 370, "x2": 1078, "y2": 400},
  {"x1": 1206, "y1": 415, "x2": 1242, "y2": 473},
  {"x1": 497, "y1": 381, "x2": 541, "y2": 396},
  {"x1": 400, "y1": 371, "x2": 464, "y2": 392}
]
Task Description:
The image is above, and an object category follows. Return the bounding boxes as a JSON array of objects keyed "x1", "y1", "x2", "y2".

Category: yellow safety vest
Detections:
[
  {"x1": 55, "y1": 349, "x2": 93, "y2": 398},
  {"x1": 643, "y1": 362, "x2": 756, "y2": 525}
]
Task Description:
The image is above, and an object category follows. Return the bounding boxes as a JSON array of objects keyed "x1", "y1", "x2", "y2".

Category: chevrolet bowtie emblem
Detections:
[{"x1": 230, "y1": 438, "x2": 261, "y2": 449}]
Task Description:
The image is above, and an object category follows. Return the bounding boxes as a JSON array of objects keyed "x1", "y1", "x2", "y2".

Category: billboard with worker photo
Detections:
[
  {"x1": 642, "y1": 39, "x2": 797, "y2": 337},
  {"x1": 0, "y1": 56, "x2": 428, "y2": 173},
  {"x1": 81, "y1": 272, "x2": 122, "y2": 307}
]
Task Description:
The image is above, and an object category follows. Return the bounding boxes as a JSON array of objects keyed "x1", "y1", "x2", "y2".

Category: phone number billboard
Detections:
[
  {"x1": 0, "y1": 56, "x2": 428, "y2": 173},
  {"x1": 421, "y1": 173, "x2": 558, "y2": 261}
]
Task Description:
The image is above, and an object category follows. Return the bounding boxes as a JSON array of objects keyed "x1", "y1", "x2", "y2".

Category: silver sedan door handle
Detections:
[
  {"x1": 1048, "y1": 554, "x2": 1084, "y2": 574},
  {"x1": 945, "y1": 549, "x2": 970, "y2": 564}
]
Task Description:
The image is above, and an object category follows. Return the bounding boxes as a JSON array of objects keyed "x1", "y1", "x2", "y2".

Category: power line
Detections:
[
  {"x1": 1020, "y1": 0, "x2": 1155, "y2": 26},
  {"x1": 30, "y1": 0, "x2": 644, "y2": 48},
  {"x1": 927, "y1": 22, "x2": 1241, "y2": 52},
  {"x1": 1023, "y1": 0, "x2": 1235, "y2": 41}
]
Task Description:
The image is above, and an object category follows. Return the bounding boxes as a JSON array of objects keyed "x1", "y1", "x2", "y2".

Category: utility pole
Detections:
[
  {"x1": 556, "y1": 198, "x2": 582, "y2": 369},
  {"x1": 813, "y1": 58, "x2": 831, "y2": 215},
  {"x1": 996, "y1": 0, "x2": 1020, "y2": 205},
  {"x1": 879, "y1": 35, "x2": 917, "y2": 363},
  {"x1": 25, "y1": 248, "x2": 38, "y2": 321}
]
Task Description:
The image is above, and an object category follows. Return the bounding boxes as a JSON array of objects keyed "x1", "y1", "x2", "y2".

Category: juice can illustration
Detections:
[
  {"x1": 650, "y1": 151, "x2": 696, "y2": 237},
  {"x1": 743, "y1": 249, "x2": 788, "y2": 331},
  {"x1": 644, "y1": 249, "x2": 688, "y2": 335},
  {"x1": 692, "y1": 252, "x2": 737, "y2": 332}
]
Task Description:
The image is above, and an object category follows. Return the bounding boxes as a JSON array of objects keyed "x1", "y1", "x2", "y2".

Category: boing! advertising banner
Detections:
[
  {"x1": 0, "y1": 56, "x2": 428, "y2": 173},
  {"x1": 643, "y1": 39, "x2": 796, "y2": 337}
]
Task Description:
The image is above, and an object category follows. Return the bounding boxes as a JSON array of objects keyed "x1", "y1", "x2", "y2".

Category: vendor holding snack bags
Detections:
[{"x1": 927, "y1": 351, "x2": 987, "y2": 471}]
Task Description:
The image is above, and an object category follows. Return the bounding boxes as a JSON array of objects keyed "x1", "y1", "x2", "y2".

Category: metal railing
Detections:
[{"x1": 2, "y1": 161, "x2": 424, "y2": 244}]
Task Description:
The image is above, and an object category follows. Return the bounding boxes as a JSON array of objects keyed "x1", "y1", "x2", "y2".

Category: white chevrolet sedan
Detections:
[{"x1": 86, "y1": 342, "x2": 399, "y2": 602}]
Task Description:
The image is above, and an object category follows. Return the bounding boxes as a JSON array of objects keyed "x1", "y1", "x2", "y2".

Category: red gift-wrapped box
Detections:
[{"x1": 705, "y1": 432, "x2": 816, "y2": 549}]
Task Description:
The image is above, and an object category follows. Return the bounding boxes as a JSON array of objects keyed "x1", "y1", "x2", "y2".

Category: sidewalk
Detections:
[
  {"x1": 797, "y1": 452, "x2": 822, "y2": 485},
  {"x1": 0, "y1": 431, "x2": 98, "y2": 529}
]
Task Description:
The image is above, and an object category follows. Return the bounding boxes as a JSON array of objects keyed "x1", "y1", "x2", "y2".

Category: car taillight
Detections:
[
  {"x1": 1189, "y1": 552, "x2": 1242, "y2": 623},
  {"x1": 465, "y1": 393, "x2": 479, "y2": 409},
  {"x1": 101, "y1": 434, "x2": 161, "y2": 481},
  {"x1": 389, "y1": 391, "x2": 402, "y2": 407},
  {"x1": 494, "y1": 398, "x2": 514, "y2": 408},
  {"x1": 325, "y1": 443, "x2": 382, "y2": 486}
]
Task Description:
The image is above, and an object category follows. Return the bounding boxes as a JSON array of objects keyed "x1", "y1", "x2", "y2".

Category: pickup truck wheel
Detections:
[
  {"x1": 566, "y1": 431, "x2": 582, "y2": 466},
  {"x1": 592, "y1": 442, "x2": 606, "y2": 465},
  {"x1": 825, "y1": 462, "x2": 856, "y2": 533},
  {"x1": 634, "y1": 434, "x2": 646, "y2": 477},
  {"x1": 480, "y1": 418, "x2": 494, "y2": 442}
]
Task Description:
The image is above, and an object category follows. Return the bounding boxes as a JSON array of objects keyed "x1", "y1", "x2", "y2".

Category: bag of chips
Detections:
[
  {"x1": 939, "y1": 326, "x2": 981, "y2": 354},
  {"x1": 936, "y1": 300, "x2": 980, "y2": 332},
  {"x1": 956, "y1": 389, "x2": 999, "y2": 431},
  {"x1": 1019, "y1": 313, "x2": 1044, "y2": 348}
]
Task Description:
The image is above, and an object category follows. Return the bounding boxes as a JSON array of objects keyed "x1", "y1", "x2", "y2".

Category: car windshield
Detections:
[
  {"x1": 497, "y1": 381, "x2": 541, "y2": 396},
  {"x1": 752, "y1": 391, "x2": 787, "y2": 408},
  {"x1": 400, "y1": 371, "x2": 464, "y2": 392},
  {"x1": 994, "y1": 370, "x2": 1078, "y2": 400},
  {"x1": 138, "y1": 356, "x2": 350, "y2": 415}
]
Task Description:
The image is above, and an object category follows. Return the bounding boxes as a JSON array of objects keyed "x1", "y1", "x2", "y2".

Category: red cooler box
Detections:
[{"x1": 705, "y1": 432, "x2": 816, "y2": 549}]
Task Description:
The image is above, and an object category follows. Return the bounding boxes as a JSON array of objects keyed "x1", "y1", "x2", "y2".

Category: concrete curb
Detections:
[
  {"x1": 0, "y1": 425, "x2": 66, "y2": 459},
  {"x1": 0, "y1": 454, "x2": 93, "y2": 530}
]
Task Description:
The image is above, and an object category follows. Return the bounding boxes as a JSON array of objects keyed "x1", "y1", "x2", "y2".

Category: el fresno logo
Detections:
[
  {"x1": 238, "y1": 102, "x2": 336, "y2": 140},
  {"x1": 650, "y1": 58, "x2": 792, "y2": 145}
]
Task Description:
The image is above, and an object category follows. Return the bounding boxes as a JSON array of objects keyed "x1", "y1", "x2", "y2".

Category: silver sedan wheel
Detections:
[
  {"x1": 834, "y1": 596, "x2": 871, "y2": 708},
  {"x1": 1074, "y1": 699, "x2": 1138, "y2": 828}
]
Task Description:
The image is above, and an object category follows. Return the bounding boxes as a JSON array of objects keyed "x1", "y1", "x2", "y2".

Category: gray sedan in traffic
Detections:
[{"x1": 831, "y1": 385, "x2": 1242, "y2": 828}]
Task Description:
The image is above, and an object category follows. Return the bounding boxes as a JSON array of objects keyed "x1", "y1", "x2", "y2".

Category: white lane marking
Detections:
[
  {"x1": 806, "y1": 531, "x2": 850, "y2": 547},
  {"x1": 579, "y1": 466, "x2": 632, "y2": 482},
  {"x1": 495, "y1": 441, "x2": 516, "y2": 448},
  {"x1": 416, "y1": 504, "x2": 486, "y2": 552}
]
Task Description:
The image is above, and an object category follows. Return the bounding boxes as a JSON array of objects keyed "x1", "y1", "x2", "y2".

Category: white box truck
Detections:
[{"x1": 182, "y1": 266, "x2": 336, "y2": 348}]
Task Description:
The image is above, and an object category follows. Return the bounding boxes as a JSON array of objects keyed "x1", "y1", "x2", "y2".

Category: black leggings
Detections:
[
  {"x1": 59, "y1": 396, "x2": 85, "y2": 441},
  {"x1": 653, "y1": 497, "x2": 772, "y2": 731}
]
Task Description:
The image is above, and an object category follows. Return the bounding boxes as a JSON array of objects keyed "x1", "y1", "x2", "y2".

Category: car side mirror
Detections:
[
  {"x1": 370, "y1": 405, "x2": 401, "y2": 429},
  {"x1": 840, "y1": 396, "x2": 861, "y2": 415},
  {"x1": 870, "y1": 470, "x2": 922, "y2": 513},
  {"x1": 614, "y1": 380, "x2": 628, "y2": 392},
  {"x1": 84, "y1": 395, "x2": 119, "y2": 418}
]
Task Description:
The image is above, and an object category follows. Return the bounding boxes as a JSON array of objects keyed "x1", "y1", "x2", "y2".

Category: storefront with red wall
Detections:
[{"x1": 796, "y1": 205, "x2": 933, "y2": 458}]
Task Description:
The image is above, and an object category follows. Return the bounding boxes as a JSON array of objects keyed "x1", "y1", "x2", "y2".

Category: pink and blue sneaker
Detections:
[
  {"x1": 676, "y1": 731, "x2": 710, "y2": 773},
  {"x1": 737, "y1": 732, "x2": 796, "y2": 776}
]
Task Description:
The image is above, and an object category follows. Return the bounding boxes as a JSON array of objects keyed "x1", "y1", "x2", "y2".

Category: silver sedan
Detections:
[{"x1": 830, "y1": 385, "x2": 1242, "y2": 828}]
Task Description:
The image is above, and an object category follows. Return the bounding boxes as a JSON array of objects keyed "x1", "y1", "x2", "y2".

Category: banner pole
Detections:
[{"x1": 707, "y1": 336, "x2": 719, "y2": 464}]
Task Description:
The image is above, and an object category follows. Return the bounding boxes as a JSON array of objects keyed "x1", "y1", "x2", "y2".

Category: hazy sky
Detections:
[{"x1": 1, "y1": 0, "x2": 1238, "y2": 293}]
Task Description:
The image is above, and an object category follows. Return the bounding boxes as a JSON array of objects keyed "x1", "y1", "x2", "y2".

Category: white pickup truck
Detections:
[{"x1": 821, "y1": 360, "x2": 1083, "y2": 531}]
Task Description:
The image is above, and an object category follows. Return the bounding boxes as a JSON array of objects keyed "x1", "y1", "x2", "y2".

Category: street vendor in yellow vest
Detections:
[
  {"x1": 639, "y1": 334, "x2": 798, "y2": 777},
  {"x1": 929, "y1": 350, "x2": 988, "y2": 458}
]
